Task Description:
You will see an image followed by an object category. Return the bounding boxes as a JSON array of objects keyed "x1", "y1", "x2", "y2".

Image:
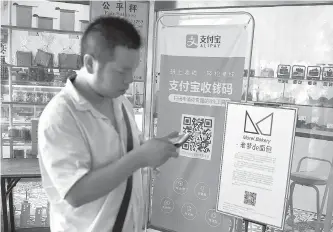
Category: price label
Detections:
[
  {"x1": 68, "y1": 35, "x2": 80, "y2": 39},
  {"x1": 298, "y1": 116, "x2": 306, "y2": 121},
  {"x1": 311, "y1": 117, "x2": 319, "y2": 123},
  {"x1": 28, "y1": 31, "x2": 40, "y2": 36},
  {"x1": 327, "y1": 124, "x2": 333, "y2": 129}
]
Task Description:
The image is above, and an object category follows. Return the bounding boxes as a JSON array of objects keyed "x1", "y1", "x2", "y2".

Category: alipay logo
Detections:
[{"x1": 186, "y1": 34, "x2": 198, "y2": 48}]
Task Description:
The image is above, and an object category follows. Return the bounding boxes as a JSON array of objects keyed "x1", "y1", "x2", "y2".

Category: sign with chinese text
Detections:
[
  {"x1": 217, "y1": 103, "x2": 297, "y2": 229},
  {"x1": 90, "y1": 1, "x2": 149, "y2": 82},
  {"x1": 149, "y1": 25, "x2": 249, "y2": 232}
]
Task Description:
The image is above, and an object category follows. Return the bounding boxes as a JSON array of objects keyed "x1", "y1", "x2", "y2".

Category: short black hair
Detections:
[{"x1": 80, "y1": 16, "x2": 141, "y2": 65}]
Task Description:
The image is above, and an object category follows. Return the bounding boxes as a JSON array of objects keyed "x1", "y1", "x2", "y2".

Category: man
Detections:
[{"x1": 38, "y1": 16, "x2": 178, "y2": 232}]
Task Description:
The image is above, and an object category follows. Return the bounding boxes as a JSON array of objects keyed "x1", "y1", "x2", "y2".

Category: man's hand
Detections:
[
  {"x1": 63, "y1": 132, "x2": 179, "y2": 208},
  {"x1": 137, "y1": 131, "x2": 179, "y2": 168}
]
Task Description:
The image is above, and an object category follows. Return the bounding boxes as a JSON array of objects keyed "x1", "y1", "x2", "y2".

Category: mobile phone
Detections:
[{"x1": 169, "y1": 133, "x2": 192, "y2": 148}]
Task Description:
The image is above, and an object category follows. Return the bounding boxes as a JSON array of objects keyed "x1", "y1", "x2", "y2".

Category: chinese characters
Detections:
[
  {"x1": 200, "y1": 35, "x2": 221, "y2": 48},
  {"x1": 102, "y1": 2, "x2": 141, "y2": 19},
  {"x1": 240, "y1": 141, "x2": 272, "y2": 153},
  {"x1": 170, "y1": 95, "x2": 226, "y2": 107},
  {"x1": 169, "y1": 68, "x2": 235, "y2": 78},
  {"x1": 169, "y1": 80, "x2": 233, "y2": 96}
]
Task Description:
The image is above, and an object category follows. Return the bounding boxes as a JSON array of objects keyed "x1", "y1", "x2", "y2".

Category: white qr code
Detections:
[
  {"x1": 180, "y1": 114, "x2": 215, "y2": 160},
  {"x1": 244, "y1": 191, "x2": 257, "y2": 206}
]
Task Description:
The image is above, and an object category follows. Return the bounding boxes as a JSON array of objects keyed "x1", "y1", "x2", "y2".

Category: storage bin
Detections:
[
  {"x1": 13, "y1": 3, "x2": 33, "y2": 27},
  {"x1": 28, "y1": 67, "x2": 47, "y2": 81},
  {"x1": 35, "y1": 49, "x2": 53, "y2": 67},
  {"x1": 16, "y1": 51, "x2": 32, "y2": 67},
  {"x1": 16, "y1": 71, "x2": 28, "y2": 81},
  {"x1": 79, "y1": 20, "x2": 89, "y2": 31},
  {"x1": 13, "y1": 149, "x2": 24, "y2": 158},
  {"x1": 33, "y1": 14, "x2": 54, "y2": 30},
  {"x1": 58, "y1": 53, "x2": 80, "y2": 69},
  {"x1": 56, "y1": 8, "x2": 76, "y2": 31}
]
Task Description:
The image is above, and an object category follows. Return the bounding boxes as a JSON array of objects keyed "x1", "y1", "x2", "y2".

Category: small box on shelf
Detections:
[
  {"x1": 8, "y1": 126, "x2": 32, "y2": 142},
  {"x1": 33, "y1": 14, "x2": 54, "y2": 30},
  {"x1": 13, "y1": 3, "x2": 35, "y2": 27},
  {"x1": 277, "y1": 65, "x2": 291, "y2": 79},
  {"x1": 306, "y1": 66, "x2": 321, "y2": 80},
  {"x1": 58, "y1": 53, "x2": 81, "y2": 69},
  {"x1": 55, "y1": 7, "x2": 76, "y2": 31},
  {"x1": 13, "y1": 149, "x2": 25, "y2": 158},
  {"x1": 34, "y1": 49, "x2": 54, "y2": 68},
  {"x1": 28, "y1": 67, "x2": 55, "y2": 82},
  {"x1": 79, "y1": 20, "x2": 89, "y2": 32},
  {"x1": 14, "y1": 70, "x2": 29, "y2": 81},
  {"x1": 16, "y1": 51, "x2": 33, "y2": 67}
]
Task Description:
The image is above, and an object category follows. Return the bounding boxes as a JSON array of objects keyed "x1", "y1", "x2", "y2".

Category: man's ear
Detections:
[{"x1": 83, "y1": 54, "x2": 94, "y2": 74}]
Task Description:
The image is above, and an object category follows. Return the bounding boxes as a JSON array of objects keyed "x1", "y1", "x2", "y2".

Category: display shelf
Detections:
[
  {"x1": 2, "y1": 138, "x2": 31, "y2": 143},
  {"x1": 2, "y1": 120, "x2": 31, "y2": 125},
  {"x1": 2, "y1": 63, "x2": 79, "y2": 69},
  {"x1": 2, "y1": 80, "x2": 64, "y2": 88},
  {"x1": 1, "y1": 24, "x2": 83, "y2": 36},
  {"x1": 253, "y1": 100, "x2": 333, "y2": 109},
  {"x1": 296, "y1": 128, "x2": 333, "y2": 141},
  {"x1": 2, "y1": 101, "x2": 48, "y2": 106},
  {"x1": 247, "y1": 76, "x2": 333, "y2": 83},
  {"x1": 16, "y1": 228, "x2": 50, "y2": 232},
  {"x1": 2, "y1": 84, "x2": 64, "y2": 89}
]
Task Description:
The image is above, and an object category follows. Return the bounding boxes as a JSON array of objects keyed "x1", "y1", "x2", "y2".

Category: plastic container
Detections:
[
  {"x1": 16, "y1": 51, "x2": 32, "y2": 67},
  {"x1": 56, "y1": 8, "x2": 76, "y2": 31},
  {"x1": 33, "y1": 14, "x2": 54, "y2": 30},
  {"x1": 13, "y1": 149, "x2": 24, "y2": 158},
  {"x1": 79, "y1": 20, "x2": 89, "y2": 31},
  {"x1": 14, "y1": 3, "x2": 33, "y2": 27}
]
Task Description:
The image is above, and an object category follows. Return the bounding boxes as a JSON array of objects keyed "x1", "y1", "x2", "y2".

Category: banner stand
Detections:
[
  {"x1": 147, "y1": 11, "x2": 255, "y2": 232},
  {"x1": 237, "y1": 102, "x2": 288, "y2": 232},
  {"x1": 242, "y1": 102, "x2": 284, "y2": 232},
  {"x1": 216, "y1": 102, "x2": 297, "y2": 232}
]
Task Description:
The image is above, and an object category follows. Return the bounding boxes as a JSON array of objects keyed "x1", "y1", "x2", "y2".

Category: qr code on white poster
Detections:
[
  {"x1": 244, "y1": 191, "x2": 257, "y2": 207},
  {"x1": 180, "y1": 114, "x2": 214, "y2": 160}
]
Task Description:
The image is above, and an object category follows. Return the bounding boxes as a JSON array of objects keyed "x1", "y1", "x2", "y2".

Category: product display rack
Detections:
[
  {"x1": 0, "y1": 1, "x2": 91, "y2": 230},
  {"x1": 1, "y1": 30, "x2": 82, "y2": 159},
  {"x1": 1, "y1": 2, "x2": 146, "y2": 159}
]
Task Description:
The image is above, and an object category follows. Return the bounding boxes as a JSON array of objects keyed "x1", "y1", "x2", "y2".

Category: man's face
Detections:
[{"x1": 91, "y1": 46, "x2": 140, "y2": 98}]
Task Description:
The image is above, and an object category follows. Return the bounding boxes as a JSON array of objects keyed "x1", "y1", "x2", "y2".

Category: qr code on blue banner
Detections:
[
  {"x1": 244, "y1": 191, "x2": 257, "y2": 207},
  {"x1": 180, "y1": 114, "x2": 215, "y2": 160}
]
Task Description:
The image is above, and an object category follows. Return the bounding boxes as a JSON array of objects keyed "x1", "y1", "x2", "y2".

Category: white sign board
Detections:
[{"x1": 217, "y1": 102, "x2": 297, "y2": 229}]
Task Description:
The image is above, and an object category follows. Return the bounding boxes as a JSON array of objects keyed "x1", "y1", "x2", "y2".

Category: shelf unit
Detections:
[
  {"x1": 1, "y1": 24, "x2": 84, "y2": 35},
  {"x1": 0, "y1": 1, "x2": 87, "y2": 159},
  {"x1": 1, "y1": 1, "x2": 147, "y2": 159}
]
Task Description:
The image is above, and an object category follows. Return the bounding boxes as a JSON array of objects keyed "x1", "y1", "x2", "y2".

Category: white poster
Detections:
[{"x1": 217, "y1": 102, "x2": 297, "y2": 229}]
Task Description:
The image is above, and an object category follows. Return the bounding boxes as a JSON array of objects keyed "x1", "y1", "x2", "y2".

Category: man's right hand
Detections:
[{"x1": 137, "y1": 132, "x2": 179, "y2": 168}]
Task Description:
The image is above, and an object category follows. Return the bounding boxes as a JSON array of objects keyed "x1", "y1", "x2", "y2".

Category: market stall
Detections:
[{"x1": 1, "y1": 1, "x2": 333, "y2": 232}]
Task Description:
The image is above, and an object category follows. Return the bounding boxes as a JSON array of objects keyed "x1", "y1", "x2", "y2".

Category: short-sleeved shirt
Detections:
[{"x1": 38, "y1": 76, "x2": 144, "y2": 232}]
